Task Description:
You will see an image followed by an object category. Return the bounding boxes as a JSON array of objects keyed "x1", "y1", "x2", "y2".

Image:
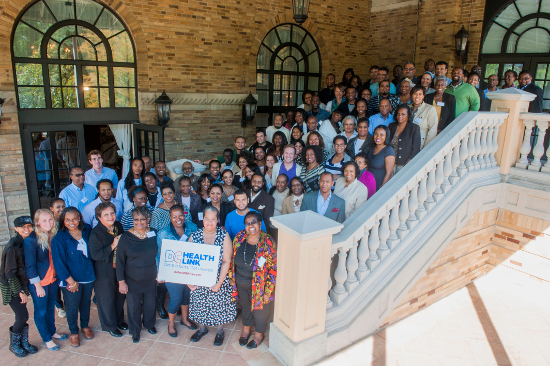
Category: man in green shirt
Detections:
[{"x1": 445, "y1": 67, "x2": 480, "y2": 118}]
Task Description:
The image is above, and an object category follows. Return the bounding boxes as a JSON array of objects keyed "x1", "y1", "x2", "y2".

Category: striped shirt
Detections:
[{"x1": 121, "y1": 206, "x2": 154, "y2": 231}]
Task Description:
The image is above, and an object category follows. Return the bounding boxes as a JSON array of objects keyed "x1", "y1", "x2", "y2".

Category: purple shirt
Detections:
[
  {"x1": 359, "y1": 170, "x2": 377, "y2": 199},
  {"x1": 279, "y1": 162, "x2": 297, "y2": 187}
]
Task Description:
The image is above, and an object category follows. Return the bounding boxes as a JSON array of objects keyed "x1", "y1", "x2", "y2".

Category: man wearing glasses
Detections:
[
  {"x1": 470, "y1": 65, "x2": 487, "y2": 90},
  {"x1": 369, "y1": 67, "x2": 397, "y2": 97},
  {"x1": 396, "y1": 61, "x2": 419, "y2": 92},
  {"x1": 518, "y1": 70, "x2": 544, "y2": 113},
  {"x1": 58, "y1": 166, "x2": 98, "y2": 211}
]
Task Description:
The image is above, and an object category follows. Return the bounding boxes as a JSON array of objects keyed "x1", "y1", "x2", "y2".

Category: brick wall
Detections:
[{"x1": 380, "y1": 208, "x2": 550, "y2": 328}]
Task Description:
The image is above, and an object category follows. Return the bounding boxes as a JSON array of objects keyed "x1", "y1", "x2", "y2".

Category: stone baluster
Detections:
[
  {"x1": 397, "y1": 194, "x2": 409, "y2": 239},
  {"x1": 356, "y1": 231, "x2": 370, "y2": 281},
  {"x1": 367, "y1": 221, "x2": 381, "y2": 270},
  {"x1": 344, "y1": 242, "x2": 359, "y2": 292},
  {"x1": 458, "y1": 133, "x2": 469, "y2": 176},
  {"x1": 433, "y1": 159, "x2": 445, "y2": 202},
  {"x1": 407, "y1": 182, "x2": 419, "y2": 230},
  {"x1": 473, "y1": 125, "x2": 482, "y2": 169},
  {"x1": 485, "y1": 122, "x2": 494, "y2": 167},
  {"x1": 466, "y1": 127, "x2": 476, "y2": 170},
  {"x1": 441, "y1": 151, "x2": 453, "y2": 193},
  {"x1": 330, "y1": 248, "x2": 349, "y2": 304},
  {"x1": 387, "y1": 204, "x2": 400, "y2": 250},
  {"x1": 416, "y1": 176, "x2": 428, "y2": 220},
  {"x1": 529, "y1": 120, "x2": 550, "y2": 171},
  {"x1": 424, "y1": 167, "x2": 436, "y2": 212},
  {"x1": 491, "y1": 121, "x2": 499, "y2": 167},
  {"x1": 327, "y1": 276, "x2": 333, "y2": 309},
  {"x1": 449, "y1": 144, "x2": 461, "y2": 185},
  {"x1": 516, "y1": 120, "x2": 535, "y2": 169},
  {"x1": 377, "y1": 212, "x2": 390, "y2": 260},
  {"x1": 479, "y1": 123, "x2": 488, "y2": 169}
]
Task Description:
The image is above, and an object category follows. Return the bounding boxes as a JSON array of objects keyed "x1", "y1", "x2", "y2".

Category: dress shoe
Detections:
[
  {"x1": 180, "y1": 320, "x2": 197, "y2": 330},
  {"x1": 117, "y1": 323, "x2": 128, "y2": 330},
  {"x1": 70, "y1": 334, "x2": 80, "y2": 347},
  {"x1": 246, "y1": 340, "x2": 259, "y2": 349},
  {"x1": 238, "y1": 336, "x2": 249, "y2": 346},
  {"x1": 214, "y1": 332, "x2": 224, "y2": 346},
  {"x1": 147, "y1": 327, "x2": 157, "y2": 335},
  {"x1": 190, "y1": 329, "x2": 209, "y2": 342},
  {"x1": 81, "y1": 327, "x2": 94, "y2": 339},
  {"x1": 132, "y1": 333, "x2": 140, "y2": 343},
  {"x1": 109, "y1": 329, "x2": 123, "y2": 337}
]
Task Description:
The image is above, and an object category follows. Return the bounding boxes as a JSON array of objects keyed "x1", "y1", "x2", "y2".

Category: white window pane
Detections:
[
  {"x1": 542, "y1": 0, "x2": 550, "y2": 13},
  {"x1": 515, "y1": 0, "x2": 540, "y2": 17},
  {"x1": 277, "y1": 24, "x2": 291, "y2": 44},
  {"x1": 539, "y1": 18, "x2": 550, "y2": 33},
  {"x1": 515, "y1": 19, "x2": 536, "y2": 35},
  {"x1": 507, "y1": 33, "x2": 518, "y2": 53},
  {"x1": 482, "y1": 24, "x2": 507, "y2": 54},
  {"x1": 494, "y1": 4, "x2": 520, "y2": 28},
  {"x1": 517, "y1": 28, "x2": 550, "y2": 53}
]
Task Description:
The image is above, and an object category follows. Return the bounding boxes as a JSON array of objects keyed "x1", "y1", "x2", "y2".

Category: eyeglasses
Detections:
[
  {"x1": 245, "y1": 220, "x2": 258, "y2": 226},
  {"x1": 132, "y1": 218, "x2": 148, "y2": 222},
  {"x1": 403, "y1": 68, "x2": 415, "y2": 71},
  {"x1": 72, "y1": 173, "x2": 85, "y2": 178},
  {"x1": 472, "y1": 69, "x2": 481, "y2": 72},
  {"x1": 378, "y1": 73, "x2": 388, "y2": 77},
  {"x1": 334, "y1": 143, "x2": 346, "y2": 147}
]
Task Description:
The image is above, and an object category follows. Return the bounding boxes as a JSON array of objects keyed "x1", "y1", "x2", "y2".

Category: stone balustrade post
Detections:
[{"x1": 269, "y1": 211, "x2": 343, "y2": 366}]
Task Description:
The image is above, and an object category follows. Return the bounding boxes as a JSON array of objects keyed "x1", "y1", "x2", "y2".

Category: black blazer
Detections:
[
  {"x1": 89, "y1": 221, "x2": 124, "y2": 279},
  {"x1": 388, "y1": 122, "x2": 421, "y2": 166},
  {"x1": 478, "y1": 88, "x2": 492, "y2": 112},
  {"x1": 196, "y1": 201, "x2": 233, "y2": 228},
  {"x1": 524, "y1": 83, "x2": 544, "y2": 113},
  {"x1": 175, "y1": 192, "x2": 202, "y2": 224},
  {"x1": 424, "y1": 93, "x2": 456, "y2": 132},
  {"x1": 345, "y1": 134, "x2": 374, "y2": 159},
  {"x1": 248, "y1": 189, "x2": 275, "y2": 226}
]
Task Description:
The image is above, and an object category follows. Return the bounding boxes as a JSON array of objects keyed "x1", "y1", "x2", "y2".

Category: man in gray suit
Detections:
[{"x1": 301, "y1": 172, "x2": 346, "y2": 223}]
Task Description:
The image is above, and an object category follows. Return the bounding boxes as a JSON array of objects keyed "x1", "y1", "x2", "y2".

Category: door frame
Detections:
[{"x1": 132, "y1": 124, "x2": 165, "y2": 163}]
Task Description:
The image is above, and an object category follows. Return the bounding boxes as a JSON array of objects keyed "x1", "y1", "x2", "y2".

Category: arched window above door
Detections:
[{"x1": 12, "y1": 0, "x2": 136, "y2": 110}]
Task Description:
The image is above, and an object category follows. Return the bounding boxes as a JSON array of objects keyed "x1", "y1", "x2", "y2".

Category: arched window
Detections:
[
  {"x1": 12, "y1": 0, "x2": 136, "y2": 111},
  {"x1": 256, "y1": 24, "x2": 321, "y2": 125}
]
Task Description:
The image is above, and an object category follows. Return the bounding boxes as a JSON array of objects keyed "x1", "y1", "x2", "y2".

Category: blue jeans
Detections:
[
  {"x1": 165, "y1": 283, "x2": 190, "y2": 314},
  {"x1": 61, "y1": 282, "x2": 94, "y2": 334},
  {"x1": 29, "y1": 281, "x2": 58, "y2": 343}
]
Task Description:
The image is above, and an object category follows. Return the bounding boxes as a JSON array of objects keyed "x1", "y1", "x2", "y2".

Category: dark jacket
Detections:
[
  {"x1": 478, "y1": 88, "x2": 492, "y2": 112},
  {"x1": 336, "y1": 100, "x2": 357, "y2": 118},
  {"x1": 319, "y1": 87, "x2": 335, "y2": 105},
  {"x1": 523, "y1": 83, "x2": 544, "y2": 113},
  {"x1": 1, "y1": 234, "x2": 29, "y2": 303},
  {"x1": 388, "y1": 122, "x2": 421, "y2": 166},
  {"x1": 196, "y1": 201, "x2": 233, "y2": 228},
  {"x1": 345, "y1": 134, "x2": 374, "y2": 159},
  {"x1": 248, "y1": 189, "x2": 275, "y2": 226},
  {"x1": 424, "y1": 93, "x2": 456, "y2": 132},
  {"x1": 300, "y1": 191, "x2": 346, "y2": 223},
  {"x1": 51, "y1": 224, "x2": 95, "y2": 284},
  {"x1": 89, "y1": 221, "x2": 124, "y2": 279},
  {"x1": 24, "y1": 231, "x2": 55, "y2": 284},
  {"x1": 175, "y1": 192, "x2": 202, "y2": 224}
]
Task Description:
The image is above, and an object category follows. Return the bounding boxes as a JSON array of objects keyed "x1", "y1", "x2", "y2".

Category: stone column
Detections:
[
  {"x1": 269, "y1": 211, "x2": 344, "y2": 366},
  {"x1": 487, "y1": 88, "x2": 536, "y2": 175}
]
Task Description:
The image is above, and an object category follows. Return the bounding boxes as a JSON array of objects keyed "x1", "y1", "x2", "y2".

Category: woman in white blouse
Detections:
[
  {"x1": 333, "y1": 161, "x2": 369, "y2": 219},
  {"x1": 271, "y1": 174, "x2": 289, "y2": 216},
  {"x1": 282, "y1": 177, "x2": 305, "y2": 215}
]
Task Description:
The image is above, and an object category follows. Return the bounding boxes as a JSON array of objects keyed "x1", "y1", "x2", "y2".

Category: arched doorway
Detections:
[
  {"x1": 480, "y1": 0, "x2": 550, "y2": 110},
  {"x1": 256, "y1": 23, "x2": 322, "y2": 126}
]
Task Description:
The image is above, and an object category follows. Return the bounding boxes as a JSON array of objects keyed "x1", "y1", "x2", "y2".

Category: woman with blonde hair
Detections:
[{"x1": 24, "y1": 209, "x2": 67, "y2": 351}]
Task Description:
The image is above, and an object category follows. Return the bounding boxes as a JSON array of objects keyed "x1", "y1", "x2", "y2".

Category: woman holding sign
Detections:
[
  {"x1": 116, "y1": 206, "x2": 158, "y2": 343},
  {"x1": 188, "y1": 206, "x2": 236, "y2": 346},
  {"x1": 156, "y1": 204, "x2": 198, "y2": 337},
  {"x1": 229, "y1": 211, "x2": 277, "y2": 349}
]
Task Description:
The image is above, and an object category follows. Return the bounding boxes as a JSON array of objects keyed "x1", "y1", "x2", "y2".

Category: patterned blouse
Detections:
[
  {"x1": 300, "y1": 164, "x2": 326, "y2": 193},
  {"x1": 228, "y1": 231, "x2": 277, "y2": 311}
]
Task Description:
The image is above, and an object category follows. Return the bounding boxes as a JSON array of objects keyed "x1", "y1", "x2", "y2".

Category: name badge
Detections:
[
  {"x1": 437, "y1": 102, "x2": 445, "y2": 106},
  {"x1": 179, "y1": 234, "x2": 188, "y2": 242},
  {"x1": 414, "y1": 118, "x2": 422, "y2": 124},
  {"x1": 239, "y1": 177, "x2": 245, "y2": 182},
  {"x1": 190, "y1": 186, "x2": 194, "y2": 191},
  {"x1": 198, "y1": 212, "x2": 204, "y2": 221},
  {"x1": 258, "y1": 256, "x2": 266, "y2": 267},
  {"x1": 146, "y1": 231, "x2": 156, "y2": 238},
  {"x1": 228, "y1": 195, "x2": 234, "y2": 201},
  {"x1": 81, "y1": 197, "x2": 88, "y2": 204},
  {"x1": 206, "y1": 198, "x2": 211, "y2": 202}
]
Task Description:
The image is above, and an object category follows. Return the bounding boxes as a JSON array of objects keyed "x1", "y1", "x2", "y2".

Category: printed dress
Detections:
[{"x1": 188, "y1": 227, "x2": 236, "y2": 326}]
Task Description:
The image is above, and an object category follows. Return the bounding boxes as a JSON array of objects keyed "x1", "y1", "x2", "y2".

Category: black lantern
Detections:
[
  {"x1": 454, "y1": 26, "x2": 470, "y2": 65},
  {"x1": 154, "y1": 90, "x2": 172, "y2": 128},
  {"x1": 293, "y1": 0, "x2": 310, "y2": 24},
  {"x1": 241, "y1": 92, "x2": 258, "y2": 128}
]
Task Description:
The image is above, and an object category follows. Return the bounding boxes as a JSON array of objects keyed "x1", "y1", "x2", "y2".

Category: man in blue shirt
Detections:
[
  {"x1": 308, "y1": 95, "x2": 330, "y2": 122},
  {"x1": 84, "y1": 150, "x2": 118, "y2": 195},
  {"x1": 435, "y1": 61, "x2": 452, "y2": 86},
  {"x1": 59, "y1": 167, "x2": 98, "y2": 212},
  {"x1": 368, "y1": 99, "x2": 394, "y2": 135},
  {"x1": 370, "y1": 67, "x2": 397, "y2": 97},
  {"x1": 82, "y1": 179, "x2": 123, "y2": 227},
  {"x1": 225, "y1": 190, "x2": 266, "y2": 240}
]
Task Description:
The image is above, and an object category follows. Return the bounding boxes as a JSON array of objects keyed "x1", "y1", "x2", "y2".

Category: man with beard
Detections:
[
  {"x1": 319, "y1": 73, "x2": 336, "y2": 105},
  {"x1": 266, "y1": 114, "x2": 290, "y2": 143},
  {"x1": 367, "y1": 80, "x2": 400, "y2": 117},
  {"x1": 180, "y1": 161, "x2": 199, "y2": 191},
  {"x1": 336, "y1": 87, "x2": 358, "y2": 117},
  {"x1": 82, "y1": 179, "x2": 123, "y2": 227},
  {"x1": 247, "y1": 174, "x2": 275, "y2": 226},
  {"x1": 518, "y1": 70, "x2": 544, "y2": 113},
  {"x1": 154, "y1": 161, "x2": 173, "y2": 187},
  {"x1": 445, "y1": 67, "x2": 480, "y2": 117},
  {"x1": 370, "y1": 67, "x2": 396, "y2": 97},
  {"x1": 300, "y1": 172, "x2": 345, "y2": 223},
  {"x1": 308, "y1": 95, "x2": 330, "y2": 121},
  {"x1": 225, "y1": 190, "x2": 266, "y2": 240}
]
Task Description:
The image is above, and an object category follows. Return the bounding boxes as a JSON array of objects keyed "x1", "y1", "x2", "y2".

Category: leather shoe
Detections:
[
  {"x1": 81, "y1": 327, "x2": 94, "y2": 339},
  {"x1": 132, "y1": 334, "x2": 140, "y2": 343},
  {"x1": 70, "y1": 334, "x2": 80, "y2": 347},
  {"x1": 214, "y1": 332, "x2": 224, "y2": 346},
  {"x1": 117, "y1": 323, "x2": 128, "y2": 330},
  {"x1": 238, "y1": 336, "x2": 249, "y2": 346},
  {"x1": 148, "y1": 327, "x2": 157, "y2": 335},
  {"x1": 109, "y1": 329, "x2": 123, "y2": 337},
  {"x1": 190, "y1": 329, "x2": 209, "y2": 342},
  {"x1": 246, "y1": 340, "x2": 259, "y2": 349}
]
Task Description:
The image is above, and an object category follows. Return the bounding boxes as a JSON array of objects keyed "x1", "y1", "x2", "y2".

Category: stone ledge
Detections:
[
  {"x1": 371, "y1": 0, "x2": 418, "y2": 12},
  {"x1": 139, "y1": 92, "x2": 258, "y2": 111}
]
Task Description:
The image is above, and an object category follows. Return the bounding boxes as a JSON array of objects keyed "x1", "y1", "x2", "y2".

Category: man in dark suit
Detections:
[
  {"x1": 301, "y1": 172, "x2": 346, "y2": 223},
  {"x1": 248, "y1": 174, "x2": 275, "y2": 226},
  {"x1": 519, "y1": 70, "x2": 544, "y2": 113}
]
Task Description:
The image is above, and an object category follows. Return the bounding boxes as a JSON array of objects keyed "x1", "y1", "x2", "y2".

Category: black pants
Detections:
[
  {"x1": 94, "y1": 277, "x2": 126, "y2": 332},
  {"x1": 61, "y1": 283, "x2": 93, "y2": 335},
  {"x1": 55, "y1": 287, "x2": 64, "y2": 309},
  {"x1": 236, "y1": 279, "x2": 271, "y2": 333},
  {"x1": 9, "y1": 295, "x2": 29, "y2": 333},
  {"x1": 157, "y1": 282, "x2": 168, "y2": 301},
  {"x1": 126, "y1": 289, "x2": 156, "y2": 336}
]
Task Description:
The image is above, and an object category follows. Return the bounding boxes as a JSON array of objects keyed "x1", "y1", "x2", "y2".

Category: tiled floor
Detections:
[{"x1": 2, "y1": 265, "x2": 549, "y2": 366}]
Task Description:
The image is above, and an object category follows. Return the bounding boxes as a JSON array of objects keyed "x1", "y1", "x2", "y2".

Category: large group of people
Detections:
[{"x1": 2, "y1": 61, "x2": 544, "y2": 357}]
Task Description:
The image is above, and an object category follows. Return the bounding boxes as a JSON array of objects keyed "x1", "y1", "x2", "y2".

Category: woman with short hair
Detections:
[
  {"x1": 367, "y1": 126, "x2": 395, "y2": 190},
  {"x1": 221, "y1": 169, "x2": 237, "y2": 204},
  {"x1": 325, "y1": 135, "x2": 352, "y2": 181},
  {"x1": 271, "y1": 174, "x2": 289, "y2": 216},
  {"x1": 120, "y1": 186, "x2": 152, "y2": 231},
  {"x1": 410, "y1": 85, "x2": 438, "y2": 149},
  {"x1": 325, "y1": 83, "x2": 347, "y2": 114},
  {"x1": 339, "y1": 115, "x2": 358, "y2": 142},
  {"x1": 424, "y1": 76, "x2": 456, "y2": 133},
  {"x1": 333, "y1": 161, "x2": 369, "y2": 219},
  {"x1": 282, "y1": 177, "x2": 305, "y2": 214}
]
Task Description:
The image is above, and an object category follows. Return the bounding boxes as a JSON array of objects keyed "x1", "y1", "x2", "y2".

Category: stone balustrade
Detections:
[{"x1": 515, "y1": 113, "x2": 550, "y2": 173}]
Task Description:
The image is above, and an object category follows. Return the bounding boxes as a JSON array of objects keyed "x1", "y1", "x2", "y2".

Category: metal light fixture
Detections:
[
  {"x1": 454, "y1": 26, "x2": 470, "y2": 65},
  {"x1": 154, "y1": 90, "x2": 172, "y2": 128},
  {"x1": 293, "y1": 0, "x2": 310, "y2": 24},
  {"x1": 0, "y1": 98, "x2": 4, "y2": 124},
  {"x1": 241, "y1": 92, "x2": 258, "y2": 128}
]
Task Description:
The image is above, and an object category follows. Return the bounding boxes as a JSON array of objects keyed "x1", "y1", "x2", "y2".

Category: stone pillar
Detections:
[
  {"x1": 269, "y1": 211, "x2": 343, "y2": 366},
  {"x1": 487, "y1": 89, "x2": 536, "y2": 175}
]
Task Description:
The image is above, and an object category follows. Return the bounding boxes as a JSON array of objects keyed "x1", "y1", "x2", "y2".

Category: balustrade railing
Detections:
[
  {"x1": 516, "y1": 113, "x2": 550, "y2": 173},
  {"x1": 325, "y1": 112, "x2": 508, "y2": 327}
]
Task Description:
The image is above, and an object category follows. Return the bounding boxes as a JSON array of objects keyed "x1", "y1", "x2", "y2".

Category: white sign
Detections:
[{"x1": 157, "y1": 239, "x2": 220, "y2": 287}]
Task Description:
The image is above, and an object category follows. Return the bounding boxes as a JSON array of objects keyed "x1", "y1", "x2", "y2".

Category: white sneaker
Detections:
[{"x1": 57, "y1": 308, "x2": 66, "y2": 318}]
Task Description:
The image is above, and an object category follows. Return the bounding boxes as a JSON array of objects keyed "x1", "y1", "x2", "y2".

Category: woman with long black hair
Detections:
[{"x1": 116, "y1": 158, "x2": 145, "y2": 212}]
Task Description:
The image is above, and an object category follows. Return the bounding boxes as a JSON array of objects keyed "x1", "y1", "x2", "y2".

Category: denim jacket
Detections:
[
  {"x1": 156, "y1": 223, "x2": 197, "y2": 269},
  {"x1": 24, "y1": 232, "x2": 55, "y2": 284},
  {"x1": 51, "y1": 224, "x2": 96, "y2": 285}
]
